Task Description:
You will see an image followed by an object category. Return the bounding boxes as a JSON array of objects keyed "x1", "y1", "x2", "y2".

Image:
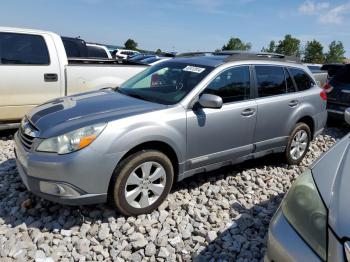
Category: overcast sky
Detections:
[{"x1": 1, "y1": 0, "x2": 349, "y2": 56}]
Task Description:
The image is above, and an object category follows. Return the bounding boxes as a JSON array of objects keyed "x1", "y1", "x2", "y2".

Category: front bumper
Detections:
[
  {"x1": 265, "y1": 207, "x2": 322, "y2": 262},
  {"x1": 14, "y1": 132, "x2": 122, "y2": 205}
]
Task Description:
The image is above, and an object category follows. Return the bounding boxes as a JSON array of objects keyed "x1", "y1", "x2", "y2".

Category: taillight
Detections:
[
  {"x1": 320, "y1": 90, "x2": 327, "y2": 101},
  {"x1": 323, "y1": 82, "x2": 334, "y2": 93}
]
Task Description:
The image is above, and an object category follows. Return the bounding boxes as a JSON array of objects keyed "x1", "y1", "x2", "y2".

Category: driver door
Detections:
[{"x1": 186, "y1": 66, "x2": 257, "y2": 170}]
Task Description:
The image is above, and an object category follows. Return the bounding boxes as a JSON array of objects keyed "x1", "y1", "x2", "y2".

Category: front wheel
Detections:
[
  {"x1": 285, "y1": 123, "x2": 311, "y2": 165},
  {"x1": 111, "y1": 150, "x2": 174, "y2": 216}
]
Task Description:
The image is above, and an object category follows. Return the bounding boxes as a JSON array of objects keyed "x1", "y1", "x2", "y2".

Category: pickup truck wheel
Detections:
[
  {"x1": 285, "y1": 123, "x2": 311, "y2": 165},
  {"x1": 112, "y1": 150, "x2": 174, "y2": 216}
]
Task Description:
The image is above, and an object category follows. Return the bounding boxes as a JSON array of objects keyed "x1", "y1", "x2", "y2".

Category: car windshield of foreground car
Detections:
[{"x1": 117, "y1": 62, "x2": 213, "y2": 105}]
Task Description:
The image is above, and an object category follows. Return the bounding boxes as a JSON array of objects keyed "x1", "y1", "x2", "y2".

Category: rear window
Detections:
[
  {"x1": 332, "y1": 65, "x2": 350, "y2": 84},
  {"x1": 87, "y1": 46, "x2": 109, "y2": 58},
  {"x1": 0, "y1": 32, "x2": 50, "y2": 65},
  {"x1": 255, "y1": 66, "x2": 287, "y2": 97},
  {"x1": 289, "y1": 68, "x2": 315, "y2": 91}
]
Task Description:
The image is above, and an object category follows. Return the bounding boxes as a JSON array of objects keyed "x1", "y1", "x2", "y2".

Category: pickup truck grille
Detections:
[{"x1": 19, "y1": 129, "x2": 35, "y2": 151}]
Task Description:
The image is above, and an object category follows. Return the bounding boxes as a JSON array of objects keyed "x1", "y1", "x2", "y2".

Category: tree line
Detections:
[
  {"x1": 123, "y1": 35, "x2": 347, "y2": 64},
  {"x1": 223, "y1": 35, "x2": 346, "y2": 64}
]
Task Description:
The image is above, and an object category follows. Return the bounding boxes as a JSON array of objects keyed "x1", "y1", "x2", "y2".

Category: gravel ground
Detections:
[{"x1": 0, "y1": 126, "x2": 348, "y2": 262}]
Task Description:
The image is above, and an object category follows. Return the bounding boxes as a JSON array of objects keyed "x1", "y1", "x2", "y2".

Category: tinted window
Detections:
[
  {"x1": 63, "y1": 40, "x2": 81, "y2": 57},
  {"x1": 256, "y1": 66, "x2": 286, "y2": 97},
  {"x1": 0, "y1": 32, "x2": 50, "y2": 65},
  {"x1": 332, "y1": 65, "x2": 350, "y2": 84},
  {"x1": 87, "y1": 46, "x2": 108, "y2": 58},
  {"x1": 289, "y1": 68, "x2": 315, "y2": 91},
  {"x1": 285, "y1": 68, "x2": 296, "y2": 93},
  {"x1": 204, "y1": 66, "x2": 250, "y2": 103}
]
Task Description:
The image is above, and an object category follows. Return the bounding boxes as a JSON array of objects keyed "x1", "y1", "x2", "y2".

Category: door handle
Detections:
[
  {"x1": 44, "y1": 73, "x2": 58, "y2": 82},
  {"x1": 241, "y1": 108, "x2": 256, "y2": 117},
  {"x1": 289, "y1": 100, "x2": 299, "y2": 107}
]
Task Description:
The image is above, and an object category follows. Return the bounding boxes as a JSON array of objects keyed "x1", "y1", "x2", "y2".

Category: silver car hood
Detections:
[
  {"x1": 26, "y1": 90, "x2": 166, "y2": 138},
  {"x1": 311, "y1": 134, "x2": 350, "y2": 238}
]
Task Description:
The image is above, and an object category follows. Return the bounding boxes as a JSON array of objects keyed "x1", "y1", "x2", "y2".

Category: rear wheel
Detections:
[
  {"x1": 285, "y1": 123, "x2": 311, "y2": 165},
  {"x1": 111, "y1": 150, "x2": 174, "y2": 216}
]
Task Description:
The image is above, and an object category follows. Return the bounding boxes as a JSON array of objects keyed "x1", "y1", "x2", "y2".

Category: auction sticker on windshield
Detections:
[{"x1": 183, "y1": 66, "x2": 206, "y2": 73}]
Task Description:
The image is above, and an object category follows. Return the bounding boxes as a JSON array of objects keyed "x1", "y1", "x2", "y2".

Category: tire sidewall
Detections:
[
  {"x1": 113, "y1": 150, "x2": 174, "y2": 216},
  {"x1": 286, "y1": 123, "x2": 311, "y2": 165}
]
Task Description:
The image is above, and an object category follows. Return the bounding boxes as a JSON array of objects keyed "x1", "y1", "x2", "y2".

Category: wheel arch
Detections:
[
  {"x1": 296, "y1": 115, "x2": 315, "y2": 138},
  {"x1": 107, "y1": 140, "x2": 180, "y2": 199}
]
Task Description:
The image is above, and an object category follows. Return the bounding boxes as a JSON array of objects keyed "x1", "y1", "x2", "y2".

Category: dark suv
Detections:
[{"x1": 325, "y1": 64, "x2": 350, "y2": 119}]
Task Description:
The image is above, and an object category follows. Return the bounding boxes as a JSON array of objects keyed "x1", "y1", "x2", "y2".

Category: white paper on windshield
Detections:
[{"x1": 183, "y1": 66, "x2": 206, "y2": 73}]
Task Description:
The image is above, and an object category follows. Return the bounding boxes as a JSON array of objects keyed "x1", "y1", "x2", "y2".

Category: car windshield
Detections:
[{"x1": 118, "y1": 61, "x2": 213, "y2": 105}]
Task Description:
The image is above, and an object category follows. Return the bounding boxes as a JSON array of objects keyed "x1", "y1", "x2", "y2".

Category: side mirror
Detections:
[
  {"x1": 198, "y1": 94, "x2": 223, "y2": 109},
  {"x1": 345, "y1": 108, "x2": 350, "y2": 125}
]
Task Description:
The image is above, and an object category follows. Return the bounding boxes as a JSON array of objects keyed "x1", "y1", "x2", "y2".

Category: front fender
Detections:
[{"x1": 103, "y1": 110, "x2": 187, "y2": 164}]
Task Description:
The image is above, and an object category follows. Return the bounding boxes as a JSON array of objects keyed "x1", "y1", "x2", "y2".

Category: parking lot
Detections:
[{"x1": 0, "y1": 125, "x2": 347, "y2": 261}]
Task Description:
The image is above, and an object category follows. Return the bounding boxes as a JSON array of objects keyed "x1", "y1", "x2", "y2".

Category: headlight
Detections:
[
  {"x1": 37, "y1": 123, "x2": 106, "y2": 154},
  {"x1": 282, "y1": 169, "x2": 327, "y2": 260}
]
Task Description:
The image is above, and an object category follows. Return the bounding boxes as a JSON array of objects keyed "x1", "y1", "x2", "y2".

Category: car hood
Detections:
[
  {"x1": 26, "y1": 90, "x2": 166, "y2": 138},
  {"x1": 311, "y1": 133, "x2": 350, "y2": 238}
]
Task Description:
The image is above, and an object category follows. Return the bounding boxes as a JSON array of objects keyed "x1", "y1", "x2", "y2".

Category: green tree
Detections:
[
  {"x1": 262, "y1": 40, "x2": 276, "y2": 53},
  {"x1": 124, "y1": 39, "x2": 138, "y2": 50},
  {"x1": 275, "y1": 34, "x2": 301, "y2": 57},
  {"x1": 303, "y1": 40, "x2": 325, "y2": 63},
  {"x1": 325, "y1": 41, "x2": 346, "y2": 63},
  {"x1": 155, "y1": 48, "x2": 162, "y2": 54},
  {"x1": 222, "y1": 37, "x2": 252, "y2": 51}
]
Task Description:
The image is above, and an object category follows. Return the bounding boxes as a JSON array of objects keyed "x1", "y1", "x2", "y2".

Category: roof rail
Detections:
[
  {"x1": 175, "y1": 50, "x2": 301, "y2": 63},
  {"x1": 176, "y1": 51, "x2": 214, "y2": 57},
  {"x1": 216, "y1": 51, "x2": 301, "y2": 63}
]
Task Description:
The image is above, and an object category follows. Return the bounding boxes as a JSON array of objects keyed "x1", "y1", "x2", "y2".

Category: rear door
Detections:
[
  {"x1": 0, "y1": 32, "x2": 61, "y2": 121},
  {"x1": 253, "y1": 65, "x2": 300, "y2": 151}
]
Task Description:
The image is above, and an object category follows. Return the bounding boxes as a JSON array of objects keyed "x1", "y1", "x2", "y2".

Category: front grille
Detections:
[{"x1": 19, "y1": 129, "x2": 35, "y2": 151}]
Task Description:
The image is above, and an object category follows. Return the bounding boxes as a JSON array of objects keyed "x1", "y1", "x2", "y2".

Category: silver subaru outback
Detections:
[{"x1": 15, "y1": 52, "x2": 327, "y2": 215}]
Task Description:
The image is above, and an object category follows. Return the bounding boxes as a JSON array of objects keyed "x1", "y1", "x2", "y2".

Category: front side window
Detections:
[
  {"x1": 289, "y1": 68, "x2": 315, "y2": 91},
  {"x1": 256, "y1": 66, "x2": 286, "y2": 97},
  {"x1": 204, "y1": 66, "x2": 251, "y2": 103},
  {"x1": 0, "y1": 32, "x2": 50, "y2": 65},
  {"x1": 118, "y1": 62, "x2": 213, "y2": 105}
]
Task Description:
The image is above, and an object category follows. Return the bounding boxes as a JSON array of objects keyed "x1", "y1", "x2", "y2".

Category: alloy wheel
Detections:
[
  {"x1": 290, "y1": 130, "x2": 309, "y2": 160},
  {"x1": 124, "y1": 161, "x2": 166, "y2": 208}
]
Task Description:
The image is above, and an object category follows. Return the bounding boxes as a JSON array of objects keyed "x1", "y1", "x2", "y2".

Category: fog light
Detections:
[{"x1": 39, "y1": 181, "x2": 81, "y2": 197}]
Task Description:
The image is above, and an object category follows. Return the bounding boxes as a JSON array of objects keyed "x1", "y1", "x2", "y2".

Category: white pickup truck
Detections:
[{"x1": 0, "y1": 27, "x2": 148, "y2": 129}]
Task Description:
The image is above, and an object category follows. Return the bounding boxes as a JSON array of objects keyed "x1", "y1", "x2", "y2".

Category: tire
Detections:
[
  {"x1": 111, "y1": 150, "x2": 174, "y2": 216},
  {"x1": 285, "y1": 123, "x2": 311, "y2": 165}
]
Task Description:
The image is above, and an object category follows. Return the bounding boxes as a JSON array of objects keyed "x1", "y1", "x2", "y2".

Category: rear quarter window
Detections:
[
  {"x1": 289, "y1": 68, "x2": 315, "y2": 91},
  {"x1": 0, "y1": 32, "x2": 50, "y2": 65}
]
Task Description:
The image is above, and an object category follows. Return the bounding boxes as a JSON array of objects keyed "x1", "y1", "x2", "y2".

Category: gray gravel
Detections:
[{"x1": 0, "y1": 127, "x2": 348, "y2": 261}]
